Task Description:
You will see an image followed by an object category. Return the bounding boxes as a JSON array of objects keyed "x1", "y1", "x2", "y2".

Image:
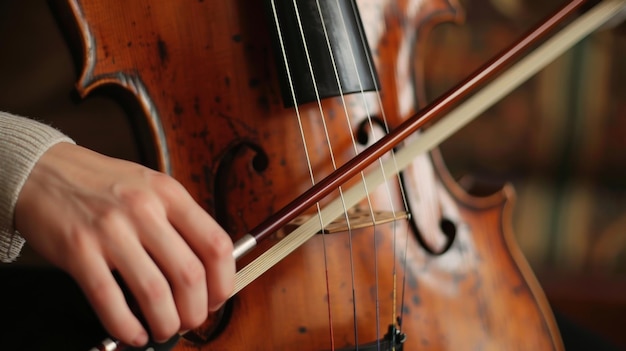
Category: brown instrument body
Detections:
[{"x1": 56, "y1": 0, "x2": 563, "y2": 349}]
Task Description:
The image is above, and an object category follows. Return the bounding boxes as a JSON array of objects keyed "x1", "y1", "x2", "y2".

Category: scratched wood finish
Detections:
[{"x1": 56, "y1": 0, "x2": 563, "y2": 349}]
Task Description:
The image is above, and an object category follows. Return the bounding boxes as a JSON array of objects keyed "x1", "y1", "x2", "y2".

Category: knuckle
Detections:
[
  {"x1": 94, "y1": 206, "x2": 126, "y2": 231},
  {"x1": 179, "y1": 258, "x2": 206, "y2": 288},
  {"x1": 205, "y1": 233, "x2": 235, "y2": 305},
  {"x1": 143, "y1": 169, "x2": 170, "y2": 186},
  {"x1": 174, "y1": 259, "x2": 208, "y2": 330},
  {"x1": 207, "y1": 232, "x2": 234, "y2": 260},
  {"x1": 91, "y1": 209, "x2": 131, "y2": 245},
  {"x1": 124, "y1": 171, "x2": 187, "y2": 215},
  {"x1": 147, "y1": 172, "x2": 184, "y2": 198},
  {"x1": 138, "y1": 275, "x2": 171, "y2": 304},
  {"x1": 121, "y1": 190, "x2": 159, "y2": 218},
  {"x1": 111, "y1": 176, "x2": 161, "y2": 215}
]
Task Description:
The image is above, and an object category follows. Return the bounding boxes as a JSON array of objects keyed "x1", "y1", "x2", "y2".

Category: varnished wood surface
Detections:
[
  {"x1": 53, "y1": 0, "x2": 564, "y2": 349},
  {"x1": 1, "y1": 1, "x2": 624, "y2": 350}
]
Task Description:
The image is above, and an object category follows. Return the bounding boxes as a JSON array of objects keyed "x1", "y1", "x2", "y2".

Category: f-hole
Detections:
[
  {"x1": 356, "y1": 118, "x2": 457, "y2": 255},
  {"x1": 214, "y1": 141, "x2": 270, "y2": 231},
  {"x1": 399, "y1": 173, "x2": 457, "y2": 255}
]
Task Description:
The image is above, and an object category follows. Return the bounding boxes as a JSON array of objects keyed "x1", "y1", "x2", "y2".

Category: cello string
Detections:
[
  {"x1": 325, "y1": 2, "x2": 382, "y2": 350},
  {"x1": 313, "y1": 0, "x2": 418, "y2": 347},
  {"x1": 346, "y1": 0, "x2": 441, "y2": 310},
  {"x1": 292, "y1": 1, "x2": 399, "y2": 347},
  {"x1": 286, "y1": 1, "x2": 350, "y2": 348},
  {"x1": 233, "y1": 0, "x2": 626, "y2": 296},
  {"x1": 240, "y1": 0, "x2": 588, "y2": 245},
  {"x1": 267, "y1": 4, "x2": 339, "y2": 347},
  {"x1": 267, "y1": 1, "x2": 315, "y2": 204},
  {"x1": 324, "y1": 2, "x2": 389, "y2": 348},
  {"x1": 313, "y1": 1, "x2": 405, "y2": 348},
  {"x1": 290, "y1": 1, "x2": 411, "y2": 348},
  {"x1": 274, "y1": 1, "x2": 401, "y2": 348},
  {"x1": 340, "y1": 0, "x2": 414, "y2": 338},
  {"x1": 276, "y1": 0, "x2": 369, "y2": 348},
  {"x1": 310, "y1": 1, "x2": 368, "y2": 347}
]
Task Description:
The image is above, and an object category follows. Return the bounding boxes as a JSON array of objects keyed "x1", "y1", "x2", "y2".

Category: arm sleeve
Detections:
[{"x1": 0, "y1": 111, "x2": 75, "y2": 262}]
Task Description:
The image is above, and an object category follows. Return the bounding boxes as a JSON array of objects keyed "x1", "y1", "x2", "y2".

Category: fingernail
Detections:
[{"x1": 133, "y1": 330, "x2": 149, "y2": 346}]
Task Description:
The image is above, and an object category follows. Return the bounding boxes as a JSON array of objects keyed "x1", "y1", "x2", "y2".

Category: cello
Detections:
[{"x1": 46, "y1": 0, "x2": 620, "y2": 349}]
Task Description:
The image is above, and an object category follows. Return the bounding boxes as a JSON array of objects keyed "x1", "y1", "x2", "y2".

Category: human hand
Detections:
[{"x1": 14, "y1": 142, "x2": 235, "y2": 347}]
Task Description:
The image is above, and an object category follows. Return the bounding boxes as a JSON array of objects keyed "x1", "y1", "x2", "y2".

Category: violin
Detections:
[{"x1": 46, "y1": 0, "x2": 623, "y2": 349}]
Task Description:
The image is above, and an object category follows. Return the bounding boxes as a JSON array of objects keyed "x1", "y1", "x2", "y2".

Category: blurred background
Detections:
[
  {"x1": 425, "y1": 0, "x2": 626, "y2": 348},
  {"x1": 0, "y1": 0, "x2": 624, "y2": 349}
]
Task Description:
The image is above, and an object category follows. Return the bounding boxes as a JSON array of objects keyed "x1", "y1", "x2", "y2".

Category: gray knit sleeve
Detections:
[{"x1": 0, "y1": 111, "x2": 75, "y2": 262}]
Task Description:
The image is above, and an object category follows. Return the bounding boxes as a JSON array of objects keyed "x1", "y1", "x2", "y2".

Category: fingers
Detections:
[
  {"x1": 112, "y1": 238, "x2": 181, "y2": 343},
  {"x1": 69, "y1": 250, "x2": 149, "y2": 347},
  {"x1": 129, "y1": 197, "x2": 210, "y2": 333},
  {"x1": 67, "y1": 195, "x2": 220, "y2": 345},
  {"x1": 163, "y1": 186, "x2": 236, "y2": 311},
  {"x1": 16, "y1": 143, "x2": 236, "y2": 347},
  {"x1": 70, "y1": 209, "x2": 182, "y2": 345},
  {"x1": 106, "y1": 175, "x2": 234, "y2": 344}
]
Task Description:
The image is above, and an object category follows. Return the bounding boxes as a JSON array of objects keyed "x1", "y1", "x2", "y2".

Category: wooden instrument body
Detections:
[{"x1": 56, "y1": 0, "x2": 563, "y2": 349}]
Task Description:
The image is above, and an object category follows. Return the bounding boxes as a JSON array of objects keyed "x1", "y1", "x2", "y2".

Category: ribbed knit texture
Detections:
[{"x1": 0, "y1": 111, "x2": 75, "y2": 262}]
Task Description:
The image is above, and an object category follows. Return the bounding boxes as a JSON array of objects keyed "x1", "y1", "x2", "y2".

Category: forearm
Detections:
[{"x1": 0, "y1": 111, "x2": 74, "y2": 262}]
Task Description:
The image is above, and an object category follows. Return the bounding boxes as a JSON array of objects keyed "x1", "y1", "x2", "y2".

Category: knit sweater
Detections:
[{"x1": 0, "y1": 111, "x2": 74, "y2": 262}]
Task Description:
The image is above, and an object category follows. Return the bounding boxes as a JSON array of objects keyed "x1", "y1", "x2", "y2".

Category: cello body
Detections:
[{"x1": 54, "y1": 0, "x2": 564, "y2": 349}]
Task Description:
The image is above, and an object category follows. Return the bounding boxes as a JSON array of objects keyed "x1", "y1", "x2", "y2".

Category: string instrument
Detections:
[{"x1": 49, "y1": 0, "x2": 623, "y2": 349}]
